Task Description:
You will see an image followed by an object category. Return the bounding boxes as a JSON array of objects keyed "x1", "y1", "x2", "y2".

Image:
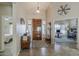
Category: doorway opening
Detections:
[
  {"x1": 32, "y1": 19, "x2": 42, "y2": 40},
  {"x1": 54, "y1": 18, "x2": 78, "y2": 49}
]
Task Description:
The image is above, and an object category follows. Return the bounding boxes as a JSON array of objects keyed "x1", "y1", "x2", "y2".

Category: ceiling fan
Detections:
[{"x1": 57, "y1": 4, "x2": 71, "y2": 15}]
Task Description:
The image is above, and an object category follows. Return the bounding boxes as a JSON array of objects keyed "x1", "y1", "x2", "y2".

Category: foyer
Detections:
[
  {"x1": 1, "y1": 2, "x2": 79, "y2": 56},
  {"x1": 19, "y1": 40, "x2": 79, "y2": 56}
]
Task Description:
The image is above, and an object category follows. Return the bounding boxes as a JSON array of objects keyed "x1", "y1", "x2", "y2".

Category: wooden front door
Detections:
[{"x1": 32, "y1": 19, "x2": 42, "y2": 40}]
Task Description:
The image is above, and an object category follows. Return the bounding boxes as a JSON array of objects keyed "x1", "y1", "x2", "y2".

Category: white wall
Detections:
[
  {"x1": 13, "y1": 2, "x2": 79, "y2": 55},
  {"x1": 52, "y1": 3, "x2": 79, "y2": 49},
  {"x1": 13, "y1": 2, "x2": 47, "y2": 55},
  {"x1": 46, "y1": 2, "x2": 79, "y2": 49},
  {"x1": 52, "y1": 2, "x2": 79, "y2": 20},
  {"x1": 0, "y1": 4, "x2": 13, "y2": 55},
  {"x1": 46, "y1": 3, "x2": 55, "y2": 45},
  {"x1": 13, "y1": 3, "x2": 27, "y2": 56}
]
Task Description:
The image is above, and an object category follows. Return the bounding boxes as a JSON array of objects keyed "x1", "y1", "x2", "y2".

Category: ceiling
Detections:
[
  {"x1": 17, "y1": 2, "x2": 51, "y2": 13},
  {"x1": 0, "y1": 2, "x2": 51, "y2": 14}
]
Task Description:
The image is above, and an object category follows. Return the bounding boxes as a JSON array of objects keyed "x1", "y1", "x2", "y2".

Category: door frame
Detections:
[{"x1": 54, "y1": 18, "x2": 78, "y2": 45}]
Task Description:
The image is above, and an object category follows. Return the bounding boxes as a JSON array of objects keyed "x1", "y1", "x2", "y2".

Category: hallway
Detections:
[
  {"x1": 1, "y1": 2, "x2": 79, "y2": 56},
  {"x1": 19, "y1": 40, "x2": 79, "y2": 56},
  {"x1": 31, "y1": 40, "x2": 52, "y2": 48}
]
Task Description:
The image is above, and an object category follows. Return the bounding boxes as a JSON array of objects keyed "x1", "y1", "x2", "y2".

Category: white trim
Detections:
[{"x1": 16, "y1": 49, "x2": 21, "y2": 56}]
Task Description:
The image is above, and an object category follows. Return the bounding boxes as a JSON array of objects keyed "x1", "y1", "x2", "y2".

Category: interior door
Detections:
[{"x1": 32, "y1": 19, "x2": 42, "y2": 40}]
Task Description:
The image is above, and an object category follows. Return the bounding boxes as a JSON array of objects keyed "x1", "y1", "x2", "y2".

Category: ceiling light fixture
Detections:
[
  {"x1": 36, "y1": 7, "x2": 40, "y2": 13},
  {"x1": 36, "y1": 3, "x2": 40, "y2": 13}
]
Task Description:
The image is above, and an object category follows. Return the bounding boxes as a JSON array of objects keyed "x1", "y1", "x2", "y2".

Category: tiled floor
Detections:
[{"x1": 19, "y1": 40, "x2": 79, "y2": 56}]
